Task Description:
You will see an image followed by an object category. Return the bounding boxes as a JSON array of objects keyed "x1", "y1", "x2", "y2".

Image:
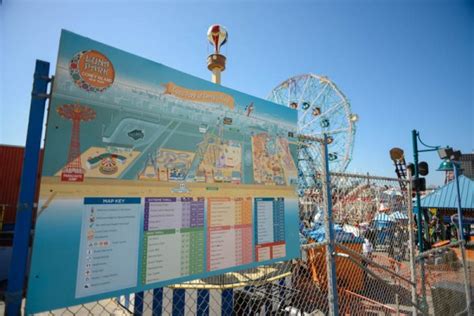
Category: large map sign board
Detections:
[{"x1": 26, "y1": 30, "x2": 300, "y2": 313}]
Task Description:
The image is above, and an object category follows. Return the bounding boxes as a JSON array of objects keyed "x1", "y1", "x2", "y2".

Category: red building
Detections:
[{"x1": 0, "y1": 145, "x2": 43, "y2": 235}]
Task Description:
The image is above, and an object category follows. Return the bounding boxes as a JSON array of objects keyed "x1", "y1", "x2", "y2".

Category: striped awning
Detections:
[
  {"x1": 390, "y1": 211, "x2": 408, "y2": 220},
  {"x1": 374, "y1": 212, "x2": 395, "y2": 222}
]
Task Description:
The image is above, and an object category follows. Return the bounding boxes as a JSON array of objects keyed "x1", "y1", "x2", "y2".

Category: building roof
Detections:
[{"x1": 420, "y1": 175, "x2": 474, "y2": 210}]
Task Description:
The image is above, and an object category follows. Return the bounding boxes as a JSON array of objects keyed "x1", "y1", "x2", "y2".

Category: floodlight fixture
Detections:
[
  {"x1": 437, "y1": 147, "x2": 453, "y2": 160},
  {"x1": 438, "y1": 147, "x2": 462, "y2": 161}
]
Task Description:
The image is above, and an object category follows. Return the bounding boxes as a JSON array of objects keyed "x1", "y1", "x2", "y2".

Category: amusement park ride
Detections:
[
  {"x1": 6, "y1": 23, "x2": 471, "y2": 316},
  {"x1": 205, "y1": 24, "x2": 359, "y2": 201},
  {"x1": 268, "y1": 74, "x2": 358, "y2": 196},
  {"x1": 199, "y1": 26, "x2": 427, "y2": 315},
  {"x1": 389, "y1": 147, "x2": 409, "y2": 192},
  {"x1": 204, "y1": 24, "x2": 361, "y2": 225},
  {"x1": 168, "y1": 24, "x2": 362, "y2": 298}
]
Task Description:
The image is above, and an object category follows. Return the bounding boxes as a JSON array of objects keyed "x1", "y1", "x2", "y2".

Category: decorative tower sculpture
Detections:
[{"x1": 207, "y1": 24, "x2": 228, "y2": 84}]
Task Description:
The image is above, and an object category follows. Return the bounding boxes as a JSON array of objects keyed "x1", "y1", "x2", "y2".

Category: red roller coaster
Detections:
[{"x1": 57, "y1": 104, "x2": 96, "y2": 182}]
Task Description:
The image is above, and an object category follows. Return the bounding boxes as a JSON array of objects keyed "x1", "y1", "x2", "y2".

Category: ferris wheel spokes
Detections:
[
  {"x1": 268, "y1": 73, "x2": 357, "y2": 186},
  {"x1": 298, "y1": 83, "x2": 330, "y2": 124},
  {"x1": 308, "y1": 128, "x2": 351, "y2": 137}
]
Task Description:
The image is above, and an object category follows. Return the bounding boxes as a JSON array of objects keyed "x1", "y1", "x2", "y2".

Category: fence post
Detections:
[
  {"x1": 5, "y1": 60, "x2": 50, "y2": 316},
  {"x1": 411, "y1": 131, "x2": 429, "y2": 312},
  {"x1": 457, "y1": 242, "x2": 473, "y2": 315},
  {"x1": 453, "y1": 163, "x2": 473, "y2": 314},
  {"x1": 406, "y1": 169, "x2": 418, "y2": 316},
  {"x1": 321, "y1": 134, "x2": 339, "y2": 315}
]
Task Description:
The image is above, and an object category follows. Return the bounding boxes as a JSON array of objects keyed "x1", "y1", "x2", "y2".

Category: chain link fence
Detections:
[
  {"x1": 327, "y1": 172, "x2": 420, "y2": 315},
  {"x1": 2, "y1": 171, "x2": 472, "y2": 315},
  {"x1": 416, "y1": 241, "x2": 472, "y2": 315}
]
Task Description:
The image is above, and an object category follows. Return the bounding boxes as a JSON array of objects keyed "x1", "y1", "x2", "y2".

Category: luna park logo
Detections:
[{"x1": 69, "y1": 50, "x2": 115, "y2": 92}]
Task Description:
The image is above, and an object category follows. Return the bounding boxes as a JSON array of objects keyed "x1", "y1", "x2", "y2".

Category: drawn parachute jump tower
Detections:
[{"x1": 57, "y1": 104, "x2": 96, "y2": 182}]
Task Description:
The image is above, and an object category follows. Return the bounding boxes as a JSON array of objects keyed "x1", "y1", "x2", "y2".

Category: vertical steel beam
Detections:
[
  {"x1": 453, "y1": 163, "x2": 473, "y2": 313},
  {"x1": 453, "y1": 162, "x2": 466, "y2": 240},
  {"x1": 406, "y1": 169, "x2": 418, "y2": 316},
  {"x1": 6, "y1": 60, "x2": 50, "y2": 316},
  {"x1": 411, "y1": 130, "x2": 424, "y2": 252},
  {"x1": 321, "y1": 134, "x2": 339, "y2": 315},
  {"x1": 411, "y1": 130, "x2": 428, "y2": 311}
]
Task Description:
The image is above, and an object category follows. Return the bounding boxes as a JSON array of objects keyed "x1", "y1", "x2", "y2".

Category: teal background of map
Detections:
[{"x1": 26, "y1": 30, "x2": 300, "y2": 314}]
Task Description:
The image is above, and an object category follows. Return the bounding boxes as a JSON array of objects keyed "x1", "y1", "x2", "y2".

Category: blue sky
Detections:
[{"x1": 1, "y1": 0, "x2": 473, "y2": 185}]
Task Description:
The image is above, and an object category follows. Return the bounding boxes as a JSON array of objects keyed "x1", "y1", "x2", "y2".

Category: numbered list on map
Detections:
[
  {"x1": 255, "y1": 197, "x2": 286, "y2": 261},
  {"x1": 207, "y1": 197, "x2": 253, "y2": 271},
  {"x1": 142, "y1": 197, "x2": 205, "y2": 284}
]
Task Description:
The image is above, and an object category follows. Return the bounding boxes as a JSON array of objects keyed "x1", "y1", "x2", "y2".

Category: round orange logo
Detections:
[{"x1": 70, "y1": 50, "x2": 115, "y2": 92}]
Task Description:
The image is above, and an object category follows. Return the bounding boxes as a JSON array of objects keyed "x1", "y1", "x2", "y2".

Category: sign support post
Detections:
[{"x1": 6, "y1": 60, "x2": 50, "y2": 315}]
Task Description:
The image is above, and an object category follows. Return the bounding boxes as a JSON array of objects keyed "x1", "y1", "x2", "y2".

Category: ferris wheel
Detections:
[{"x1": 268, "y1": 74, "x2": 358, "y2": 190}]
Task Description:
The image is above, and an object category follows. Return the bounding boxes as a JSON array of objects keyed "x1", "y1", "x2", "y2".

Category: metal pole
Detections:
[
  {"x1": 6, "y1": 60, "x2": 50, "y2": 315},
  {"x1": 406, "y1": 168, "x2": 418, "y2": 316},
  {"x1": 395, "y1": 263, "x2": 400, "y2": 316},
  {"x1": 412, "y1": 130, "x2": 424, "y2": 252},
  {"x1": 211, "y1": 69, "x2": 221, "y2": 85},
  {"x1": 453, "y1": 163, "x2": 472, "y2": 314},
  {"x1": 453, "y1": 163, "x2": 466, "y2": 241},
  {"x1": 322, "y1": 134, "x2": 339, "y2": 315},
  {"x1": 411, "y1": 129, "x2": 428, "y2": 311}
]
